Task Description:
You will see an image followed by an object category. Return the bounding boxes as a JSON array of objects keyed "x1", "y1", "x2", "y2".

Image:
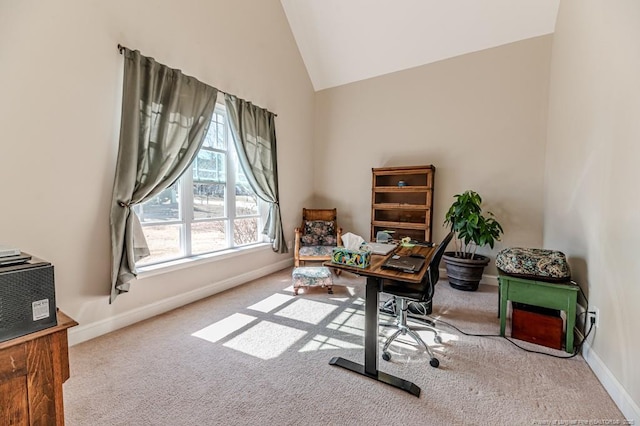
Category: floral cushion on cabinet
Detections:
[
  {"x1": 496, "y1": 247, "x2": 571, "y2": 282},
  {"x1": 301, "y1": 220, "x2": 336, "y2": 246}
]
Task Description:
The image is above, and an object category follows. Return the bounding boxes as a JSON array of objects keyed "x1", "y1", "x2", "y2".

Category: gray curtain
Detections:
[
  {"x1": 110, "y1": 48, "x2": 218, "y2": 302},
  {"x1": 224, "y1": 94, "x2": 287, "y2": 253}
]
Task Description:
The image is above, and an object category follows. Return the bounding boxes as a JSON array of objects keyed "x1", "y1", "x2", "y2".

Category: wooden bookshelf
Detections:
[{"x1": 371, "y1": 165, "x2": 435, "y2": 243}]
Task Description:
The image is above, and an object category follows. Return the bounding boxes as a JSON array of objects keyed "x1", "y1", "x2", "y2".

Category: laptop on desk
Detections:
[{"x1": 382, "y1": 255, "x2": 425, "y2": 274}]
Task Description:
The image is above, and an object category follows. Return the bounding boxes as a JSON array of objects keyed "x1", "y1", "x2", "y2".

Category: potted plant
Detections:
[{"x1": 442, "y1": 190, "x2": 503, "y2": 291}]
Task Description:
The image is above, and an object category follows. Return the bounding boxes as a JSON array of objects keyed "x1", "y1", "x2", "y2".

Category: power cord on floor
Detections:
[
  {"x1": 432, "y1": 311, "x2": 595, "y2": 359},
  {"x1": 380, "y1": 297, "x2": 597, "y2": 360}
]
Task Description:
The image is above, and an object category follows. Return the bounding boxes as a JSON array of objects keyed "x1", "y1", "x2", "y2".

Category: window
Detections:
[{"x1": 134, "y1": 105, "x2": 265, "y2": 266}]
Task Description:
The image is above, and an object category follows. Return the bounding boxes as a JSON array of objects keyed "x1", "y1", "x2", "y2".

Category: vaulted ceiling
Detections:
[{"x1": 280, "y1": 0, "x2": 560, "y2": 91}]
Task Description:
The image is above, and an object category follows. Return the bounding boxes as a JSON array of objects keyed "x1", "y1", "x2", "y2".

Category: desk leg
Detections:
[
  {"x1": 329, "y1": 276, "x2": 421, "y2": 397},
  {"x1": 364, "y1": 276, "x2": 379, "y2": 376}
]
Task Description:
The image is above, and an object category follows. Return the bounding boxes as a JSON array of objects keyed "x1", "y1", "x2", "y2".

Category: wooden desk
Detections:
[
  {"x1": 326, "y1": 244, "x2": 435, "y2": 397},
  {"x1": 0, "y1": 311, "x2": 78, "y2": 425}
]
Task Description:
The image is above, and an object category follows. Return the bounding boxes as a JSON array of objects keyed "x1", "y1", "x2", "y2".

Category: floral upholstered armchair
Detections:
[{"x1": 294, "y1": 208, "x2": 343, "y2": 267}]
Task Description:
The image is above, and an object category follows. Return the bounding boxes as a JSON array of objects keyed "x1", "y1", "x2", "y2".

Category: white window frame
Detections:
[{"x1": 135, "y1": 103, "x2": 267, "y2": 267}]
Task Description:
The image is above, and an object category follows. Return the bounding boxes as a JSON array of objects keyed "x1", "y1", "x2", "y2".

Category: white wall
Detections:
[
  {"x1": 545, "y1": 0, "x2": 640, "y2": 420},
  {"x1": 314, "y1": 36, "x2": 552, "y2": 276},
  {"x1": 0, "y1": 0, "x2": 315, "y2": 342}
]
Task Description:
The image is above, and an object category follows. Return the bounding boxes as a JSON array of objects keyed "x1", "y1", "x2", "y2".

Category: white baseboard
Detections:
[
  {"x1": 482, "y1": 272, "x2": 500, "y2": 286},
  {"x1": 68, "y1": 258, "x2": 293, "y2": 346},
  {"x1": 439, "y1": 268, "x2": 499, "y2": 286},
  {"x1": 582, "y1": 341, "x2": 639, "y2": 422}
]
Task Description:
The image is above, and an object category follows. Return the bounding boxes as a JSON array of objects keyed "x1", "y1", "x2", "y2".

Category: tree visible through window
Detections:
[{"x1": 134, "y1": 106, "x2": 264, "y2": 266}]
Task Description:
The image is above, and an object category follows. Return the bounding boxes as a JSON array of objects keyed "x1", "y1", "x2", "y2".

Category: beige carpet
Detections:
[{"x1": 64, "y1": 268, "x2": 625, "y2": 425}]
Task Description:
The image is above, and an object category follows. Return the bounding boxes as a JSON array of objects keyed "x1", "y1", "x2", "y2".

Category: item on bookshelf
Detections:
[
  {"x1": 376, "y1": 231, "x2": 393, "y2": 243},
  {"x1": 442, "y1": 190, "x2": 503, "y2": 291},
  {"x1": 397, "y1": 180, "x2": 407, "y2": 187}
]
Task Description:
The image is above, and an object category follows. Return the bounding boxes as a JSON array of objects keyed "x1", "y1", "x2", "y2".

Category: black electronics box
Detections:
[{"x1": 0, "y1": 255, "x2": 57, "y2": 343}]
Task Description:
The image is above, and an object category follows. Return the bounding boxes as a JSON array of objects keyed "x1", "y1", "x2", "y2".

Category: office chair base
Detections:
[
  {"x1": 380, "y1": 297, "x2": 440, "y2": 368},
  {"x1": 381, "y1": 349, "x2": 439, "y2": 367},
  {"x1": 380, "y1": 297, "x2": 443, "y2": 343},
  {"x1": 380, "y1": 326, "x2": 440, "y2": 368},
  {"x1": 381, "y1": 350, "x2": 439, "y2": 368},
  {"x1": 329, "y1": 356, "x2": 421, "y2": 397}
]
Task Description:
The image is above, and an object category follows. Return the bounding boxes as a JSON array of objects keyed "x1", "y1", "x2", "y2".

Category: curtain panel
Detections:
[
  {"x1": 109, "y1": 48, "x2": 218, "y2": 302},
  {"x1": 224, "y1": 94, "x2": 287, "y2": 254}
]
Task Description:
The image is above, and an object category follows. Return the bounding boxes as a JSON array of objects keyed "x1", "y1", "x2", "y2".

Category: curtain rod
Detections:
[{"x1": 117, "y1": 44, "x2": 277, "y2": 117}]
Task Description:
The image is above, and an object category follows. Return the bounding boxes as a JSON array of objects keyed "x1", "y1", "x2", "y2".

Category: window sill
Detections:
[{"x1": 135, "y1": 242, "x2": 272, "y2": 280}]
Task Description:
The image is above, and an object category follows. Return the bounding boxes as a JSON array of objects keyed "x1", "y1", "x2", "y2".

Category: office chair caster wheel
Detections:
[
  {"x1": 434, "y1": 335, "x2": 442, "y2": 344},
  {"x1": 430, "y1": 358, "x2": 439, "y2": 368},
  {"x1": 382, "y1": 351, "x2": 391, "y2": 361}
]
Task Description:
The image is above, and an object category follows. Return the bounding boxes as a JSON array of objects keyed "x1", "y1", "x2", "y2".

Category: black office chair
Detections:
[{"x1": 379, "y1": 231, "x2": 454, "y2": 367}]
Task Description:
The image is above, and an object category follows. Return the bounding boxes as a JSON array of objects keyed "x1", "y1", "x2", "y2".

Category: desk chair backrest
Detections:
[
  {"x1": 424, "y1": 231, "x2": 455, "y2": 300},
  {"x1": 382, "y1": 232, "x2": 454, "y2": 306}
]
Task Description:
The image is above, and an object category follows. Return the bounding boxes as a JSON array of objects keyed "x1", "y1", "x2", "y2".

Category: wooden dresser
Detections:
[{"x1": 0, "y1": 311, "x2": 77, "y2": 425}]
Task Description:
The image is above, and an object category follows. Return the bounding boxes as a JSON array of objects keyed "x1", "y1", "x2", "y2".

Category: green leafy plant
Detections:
[{"x1": 444, "y1": 190, "x2": 504, "y2": 259}]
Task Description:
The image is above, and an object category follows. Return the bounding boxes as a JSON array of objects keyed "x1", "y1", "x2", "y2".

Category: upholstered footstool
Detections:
[{"x1": 292, "y1": 266, "x2": 333, "y2": 295}]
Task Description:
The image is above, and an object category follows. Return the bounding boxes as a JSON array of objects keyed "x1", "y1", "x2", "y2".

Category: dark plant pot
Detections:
[{"x1": 442, "y1": 252, "x2": 490, "y2": 291}]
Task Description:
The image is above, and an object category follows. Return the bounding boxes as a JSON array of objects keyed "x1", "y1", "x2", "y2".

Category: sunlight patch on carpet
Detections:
[
  {"x1": 223, "y1": 321, "x2": 306, "y2": 360},
  {"x1": 247, "y1": 293, "x2": 294, "y2": 313},
  {"x1": 326, "y1": 307, "x2": 364, "y2": 336},
  {"x1": 275, "y1": 299, "x2": 338, "y2": 325},
  {"x1": 328, "y1": 286, "x2": 358, "y2": 301},
  {"x1": 191, "y1": 313, "x2": 257, "y2": 343},
  {"x1": 299, "y1": 334, "x2": 362, "y2": 352},
  {"x1": 404, "y1": 321, "x2": 460, "y2": 343}
]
